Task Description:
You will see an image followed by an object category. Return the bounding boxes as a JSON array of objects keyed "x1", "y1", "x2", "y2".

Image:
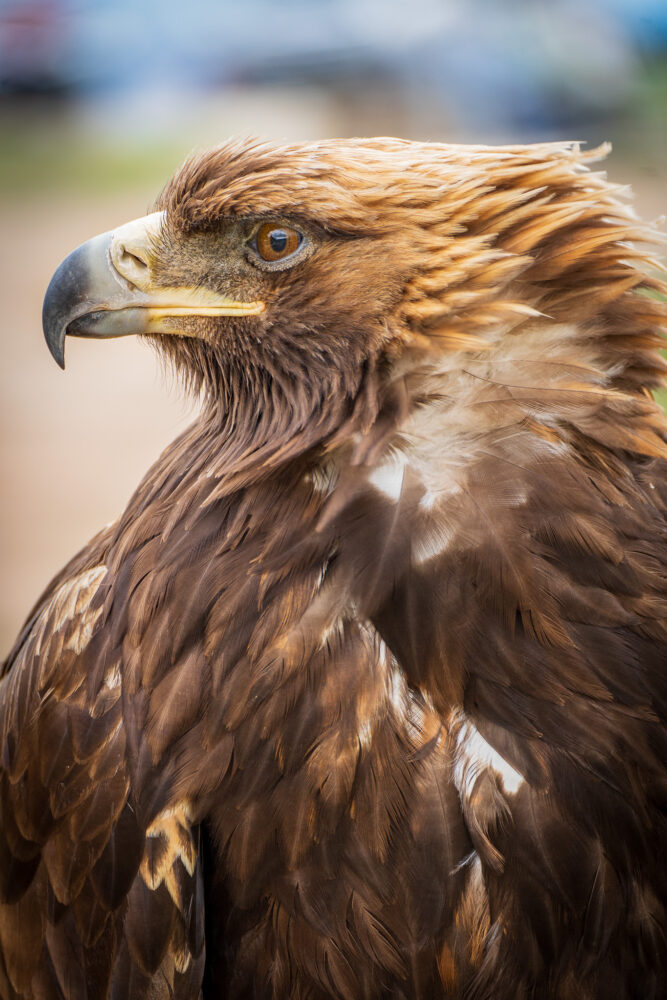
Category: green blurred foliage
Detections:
[{"x1": 0, "y1": 113, "x2": 187, "y2": 195}]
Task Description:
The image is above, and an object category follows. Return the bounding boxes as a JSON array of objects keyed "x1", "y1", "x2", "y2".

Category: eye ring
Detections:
[{"x1": 250, "y1": 222, "x2": 305, "y2": 266}]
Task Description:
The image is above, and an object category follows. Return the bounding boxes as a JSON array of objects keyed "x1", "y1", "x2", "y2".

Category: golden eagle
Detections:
[{"x1": 1, "y1": 138, "x2": 666, "y2": 999}]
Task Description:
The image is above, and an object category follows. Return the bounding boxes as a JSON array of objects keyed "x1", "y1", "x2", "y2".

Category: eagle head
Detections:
[
  {"x1": 43, "y1": 139, "x2": 429, "y2": 392},
  {"x1": 42, "y1": 136, "x2": 666, "y2": 477}
]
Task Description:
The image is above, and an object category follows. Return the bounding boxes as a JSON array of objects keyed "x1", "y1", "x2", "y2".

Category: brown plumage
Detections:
[{"x1": 1, "y1": 137, "x2": 666, "y2": 999}]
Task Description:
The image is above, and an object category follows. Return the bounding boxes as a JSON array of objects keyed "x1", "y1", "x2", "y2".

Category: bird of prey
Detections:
[{"x1": 1, "y1": 138, "x2": 666, "y2": 1000}]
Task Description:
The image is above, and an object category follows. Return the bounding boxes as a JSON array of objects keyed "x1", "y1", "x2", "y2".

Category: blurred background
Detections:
[{"x1": 1, "y1": 0, "x2": 666, "y2": 656}]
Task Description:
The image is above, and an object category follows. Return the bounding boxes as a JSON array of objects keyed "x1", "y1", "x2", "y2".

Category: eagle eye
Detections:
[{"x1": 252, "y1": 223, "x2": 303, "y2": 264}]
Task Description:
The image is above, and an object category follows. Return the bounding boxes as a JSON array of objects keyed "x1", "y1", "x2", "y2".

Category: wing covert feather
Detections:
[{"x1": 0, "y1": 556, "x2": 206, "y2": 998}]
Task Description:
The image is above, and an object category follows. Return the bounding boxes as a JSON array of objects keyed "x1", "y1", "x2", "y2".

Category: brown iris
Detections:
[{"x1": 255, "y1": 223, "x2": 302, "y2": 262}]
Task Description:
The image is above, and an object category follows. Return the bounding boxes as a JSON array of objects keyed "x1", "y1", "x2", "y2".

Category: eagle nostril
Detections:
[
  {"x1": 107, "y1": 213, "x2": 164, "y2": 292},
  {"x1": 112, "y1": 240, "x2": 151, "y2": 290},
  {"x1": 122, "y1": 248, "x2": 148, "y2": 271}
]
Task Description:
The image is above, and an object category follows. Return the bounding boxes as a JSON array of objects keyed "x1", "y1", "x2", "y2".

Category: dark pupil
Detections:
[{"x1": 269, "y1": 229, "x2": 288, "y2": 254}]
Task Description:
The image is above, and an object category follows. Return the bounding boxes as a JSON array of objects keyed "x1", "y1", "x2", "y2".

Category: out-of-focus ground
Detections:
[{"x1": 1, "y1": 0, "x2": 667, "y2": 658}]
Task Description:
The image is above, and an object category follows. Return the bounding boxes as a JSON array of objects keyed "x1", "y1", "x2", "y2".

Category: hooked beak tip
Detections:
[{"x1": 42, "y1": 269, "x2": 69, "y2": 369}]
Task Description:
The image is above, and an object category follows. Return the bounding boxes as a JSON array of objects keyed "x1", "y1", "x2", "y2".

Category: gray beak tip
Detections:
[{"x1": 42, "y1": 269, "x2": 68, "y2": 369}]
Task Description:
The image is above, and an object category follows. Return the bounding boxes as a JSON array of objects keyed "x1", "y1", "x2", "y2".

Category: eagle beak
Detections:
[{"x1": 42, "y1": 211, "x2": 265, "y2": 368}]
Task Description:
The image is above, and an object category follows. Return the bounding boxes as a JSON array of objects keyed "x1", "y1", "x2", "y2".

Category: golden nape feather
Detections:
[{"x1": 2, "y1": 137, "x2": 666, "y2": 999}]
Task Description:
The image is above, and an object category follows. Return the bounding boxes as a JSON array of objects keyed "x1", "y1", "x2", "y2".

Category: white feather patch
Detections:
[
  {"x1": 367, "y1": 453, "x2": 407, "y2": 501},
  {"x1": 452, "y1": 711, "x2": 524, "y2": 797},
  {"x1": 412, "y1": 520, "x2": 456, "y2": 565},
  {"x1": 103, "y1": 663, "x2": 122, "y2": 690}
]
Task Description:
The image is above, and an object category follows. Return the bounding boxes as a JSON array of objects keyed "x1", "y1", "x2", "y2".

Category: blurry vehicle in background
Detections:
[{"x1": 0, "y1": 0, "x2": 73, "y2": 97}]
